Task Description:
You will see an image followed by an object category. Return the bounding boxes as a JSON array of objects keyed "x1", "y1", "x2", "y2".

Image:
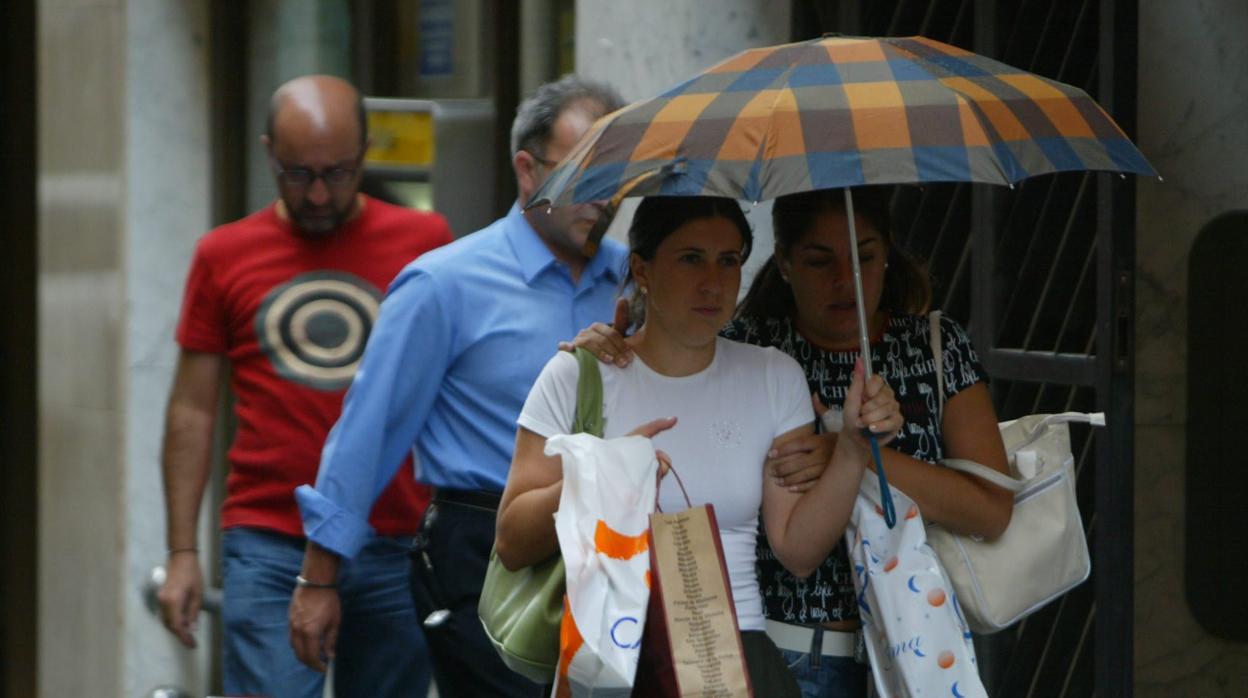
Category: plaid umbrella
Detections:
[
  {"x1": 531, "y1": 34, "x2": 1154, "y2": 209},
  {"x1": 531, "y1": 35, "x2": 1155, "y2": 530}
]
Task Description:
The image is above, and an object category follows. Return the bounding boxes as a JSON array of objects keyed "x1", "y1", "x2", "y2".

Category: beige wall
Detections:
[
  {"x1": 1135, "y1": 1, "x2": 1248, "y2": 695},
  {"x1": 38, "y1": 2, "x2": 125, "y2": 695},
  {"x1": 38, "y1": 1, "x2": 214, "y2": 696}
]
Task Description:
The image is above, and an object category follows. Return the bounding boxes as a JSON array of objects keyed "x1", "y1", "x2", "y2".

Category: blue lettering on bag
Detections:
[
  {"x1": 611, "y1": 617, "x2": 642, "y2": 649},
  {"x1": 887, "y1": 635, "x2": 922, "y2": 659}
]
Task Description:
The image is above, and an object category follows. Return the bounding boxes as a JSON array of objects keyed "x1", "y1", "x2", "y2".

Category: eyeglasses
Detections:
[{"x1": 271, "y1": 150, "x2": 365, "y2": 190}]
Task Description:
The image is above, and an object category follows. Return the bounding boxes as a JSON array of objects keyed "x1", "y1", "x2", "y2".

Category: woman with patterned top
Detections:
[{"x1": 564, "y1": 187, "x2": 1012, "y2": 697}]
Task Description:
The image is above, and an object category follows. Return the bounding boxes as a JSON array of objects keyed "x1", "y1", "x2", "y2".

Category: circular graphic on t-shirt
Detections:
[{"x1": 255, "y1": 271, "x2": 382, "y2": 390}]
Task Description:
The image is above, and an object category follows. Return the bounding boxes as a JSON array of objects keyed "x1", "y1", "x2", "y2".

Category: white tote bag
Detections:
[
  {"x1": 548, "y1": 432, "x2": 659, "y2": 696},
  {"x1": 847, "y1": 468, "x2": 988, "y2": 698},
  {"x1": 926, "y1": 311, "x2": 1096, "y2": 633}
]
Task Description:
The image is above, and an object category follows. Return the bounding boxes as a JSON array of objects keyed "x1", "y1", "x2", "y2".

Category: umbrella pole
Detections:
[
  {"x1": 843, "y1": 188, "x2": 896, "y2": 528},
  {"x1": 843, "y1": 188, "x2": 873, "y2": 378}
]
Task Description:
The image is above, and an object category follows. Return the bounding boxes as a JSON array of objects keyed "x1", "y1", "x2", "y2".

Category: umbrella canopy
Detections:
[
  {"x1": 530, "y1": 34, "x2": 1155, "y2": 209},
  {"x1": 532, "y1": 35, "x2": 1156, "y2": 533}
]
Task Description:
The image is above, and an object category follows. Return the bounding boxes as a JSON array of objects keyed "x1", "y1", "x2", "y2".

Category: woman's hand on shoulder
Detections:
[{"x1": 558, "y1": 297, "x2": 634, "y2": 367}]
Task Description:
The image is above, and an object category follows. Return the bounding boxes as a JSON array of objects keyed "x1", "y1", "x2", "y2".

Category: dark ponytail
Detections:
[{"x1": 737, "y1": 256, "x2": 796, "y2": 321}]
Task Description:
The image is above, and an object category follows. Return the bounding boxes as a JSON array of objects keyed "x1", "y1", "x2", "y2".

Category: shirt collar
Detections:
[
  {"x1": 503, "y1": 202, "x2": 623, "y2": 286},
  {"x1": 504, "y1": 203, "x2": 559, "y2": 284},
  {"x1": 583, "y1": 235, "x2": 623, "y2": 285}
]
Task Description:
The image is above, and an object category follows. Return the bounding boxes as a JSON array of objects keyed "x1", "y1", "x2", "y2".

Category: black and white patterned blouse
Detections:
[{"x1": 720, "y1": 312, "x2": 987, "y2": 624}]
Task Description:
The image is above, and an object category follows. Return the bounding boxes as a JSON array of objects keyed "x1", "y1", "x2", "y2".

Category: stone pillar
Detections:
[
  {"x1": 37, "y1": 0, "x2": 127, "y2": 694},
  {"x1": 574, "y1": 0, "x2": 790, "y2": 285},
  {"x1": 122, "y1": 2, "x2": 215, "y2": 697},
  {"x1": 37, "y1": 1, "x2": 214, "y2": 695},
  {"x1": 1134, "y1": 1, "x2": 1248, "y2": 695}
]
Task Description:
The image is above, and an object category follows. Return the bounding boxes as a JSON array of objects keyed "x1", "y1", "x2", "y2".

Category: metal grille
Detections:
[{"x1": 794, "y1": 1, "x2": 1137, "y2": 695}]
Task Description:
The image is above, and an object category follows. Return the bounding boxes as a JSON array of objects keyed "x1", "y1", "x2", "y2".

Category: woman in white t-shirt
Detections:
[{"x1": 494, "y1": 196, "x2": 902, "y2": 696}]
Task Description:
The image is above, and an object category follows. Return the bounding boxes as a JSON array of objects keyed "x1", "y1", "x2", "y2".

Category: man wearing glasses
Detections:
[
  {"x1": 288, "y1": 75, "x2": 624, "y2": 696},
  {"x1": 157, "y1": 74, "x2": 451, "y2": 698}
]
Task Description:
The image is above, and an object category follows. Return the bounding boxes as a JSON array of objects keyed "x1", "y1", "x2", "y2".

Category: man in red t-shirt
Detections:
[{"x1": 156, "y1": 75, "x2": 452, "y2": 698}]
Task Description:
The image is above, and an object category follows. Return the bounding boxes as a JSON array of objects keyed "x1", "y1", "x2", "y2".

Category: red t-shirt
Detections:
[{"x1": 176, "y1": 196, "x2": 453, "y2": 537}]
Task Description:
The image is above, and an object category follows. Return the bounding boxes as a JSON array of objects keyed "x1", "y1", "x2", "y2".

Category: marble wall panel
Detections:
[
  {"x1": 575, "y1": 0, "x2": 790, "y2": 102},
  {"x1": 37, "y1": 0, "x2": 125, "y2": 695},
  {"x1": 1135, "y1": 1, "x2": 1248, "y2": 695},
  {"x1": 574, "y1": 0, "x2": 788, "y2": 282}
]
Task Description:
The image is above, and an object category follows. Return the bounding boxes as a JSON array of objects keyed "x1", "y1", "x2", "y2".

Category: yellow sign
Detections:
[{"x1": 366, "y1": 110, "x2": 435, "y2": 166}]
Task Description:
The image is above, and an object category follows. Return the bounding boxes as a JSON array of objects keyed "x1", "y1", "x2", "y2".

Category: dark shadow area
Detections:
[{"x1": 0, "y1": 0, "x2": 39, "y2": 695}]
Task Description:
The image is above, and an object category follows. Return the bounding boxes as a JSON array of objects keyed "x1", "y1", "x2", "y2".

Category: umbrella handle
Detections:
[{"x1": 868, "y1": 432, "x2": 896, "y2": 528}]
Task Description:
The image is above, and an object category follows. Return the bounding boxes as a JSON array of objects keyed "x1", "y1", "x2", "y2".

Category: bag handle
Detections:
[
  {"x1": 1008, "y1": 412, "x2": 1105, "y2": 452},
  {"x1": 654, "y1": 463, "x2": 692, "y2": 513},
  {"x1": 572, "y1": 347, "x2": 606, "y2": 438},
  {"x1": 943, "y1": 412, "x2": 1105, "y2": 489}
]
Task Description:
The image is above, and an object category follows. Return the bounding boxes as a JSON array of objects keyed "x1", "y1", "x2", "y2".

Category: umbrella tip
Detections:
[{"x1": 1157, "y1": 175, "x2": 1165, "y2": 183}]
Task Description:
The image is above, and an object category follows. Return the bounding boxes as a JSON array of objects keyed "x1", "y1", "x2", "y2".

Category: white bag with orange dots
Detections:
[
  {"x1": 547, "y1": 433, "x2": 659, "y2": 697},
  {"x1": 847, "y1": 469, "x2": 987, "y2": 698}
]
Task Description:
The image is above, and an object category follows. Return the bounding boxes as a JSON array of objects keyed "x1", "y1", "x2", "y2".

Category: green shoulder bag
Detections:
[{"x1": 478, "y1": 347, "x2": 605, "y2": 683}]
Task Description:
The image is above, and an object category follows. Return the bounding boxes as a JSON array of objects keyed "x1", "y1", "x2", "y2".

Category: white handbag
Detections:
[{"x1": 925, "y1": 311, "x2": 1096, "y2": 634}]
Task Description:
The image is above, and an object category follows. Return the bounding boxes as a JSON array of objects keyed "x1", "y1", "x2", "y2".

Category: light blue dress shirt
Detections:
[{"x1": 295, "y1": 204, "x2": 627, "y2": 559}]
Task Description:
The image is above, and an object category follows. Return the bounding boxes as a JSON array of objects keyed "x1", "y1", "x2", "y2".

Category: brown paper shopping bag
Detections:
[{"x1": 633, "y1": 478, "x2": 753, "y2": 697}]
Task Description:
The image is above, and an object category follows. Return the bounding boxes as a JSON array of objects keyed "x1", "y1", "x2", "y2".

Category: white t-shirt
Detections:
[{"x1": 518, "y1": 337, "x2": 814, "y2": 631}]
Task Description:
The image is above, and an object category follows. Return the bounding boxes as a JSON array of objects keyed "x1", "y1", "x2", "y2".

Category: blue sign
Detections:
[{"x1": 419, "y1": 0, "x2": 454, "y2": 78}]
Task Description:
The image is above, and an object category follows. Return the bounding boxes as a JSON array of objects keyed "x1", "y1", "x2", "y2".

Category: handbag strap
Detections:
[
  {"x1": 929, "y1": 310, "x2": 945, "y2": 417},
  {"x1": 940, "y1": 458, "x2": 1025, "y2": 491},
  {"x1": 572, "y1": 347, "x2": 606, "y2": 438}
]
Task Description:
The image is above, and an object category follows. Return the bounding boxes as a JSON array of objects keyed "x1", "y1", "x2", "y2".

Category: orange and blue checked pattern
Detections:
[{"x1": 532, "y1": 35, "x2": 1155, "y2": 208}]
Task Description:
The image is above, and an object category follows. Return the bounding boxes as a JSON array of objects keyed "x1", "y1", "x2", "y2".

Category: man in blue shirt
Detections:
[{"x1": 288, "y1": 75, "x2": 625, "y2": 696}]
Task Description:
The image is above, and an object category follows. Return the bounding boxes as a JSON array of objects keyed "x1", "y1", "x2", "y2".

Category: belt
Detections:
[
  {"x1": 432, "y1": 488, "x2": 503, "y2": 512},
  {"x1": 765, "y1": 619, "x2": 858, "y2": 658}
]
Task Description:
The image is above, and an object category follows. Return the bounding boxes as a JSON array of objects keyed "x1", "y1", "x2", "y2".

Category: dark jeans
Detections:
[
  {"x1": 743, "y1": 630, "x2": 803, "y2": 698},
  {"x1": 409, "y1": 497, "x2": 548, "y2": 698},
  {"x1": 222, "y1": 528, "x2": 431, "y2": 698},
  {"x1": 778, "y1": 648, "x2": 869, "y2": 698}
]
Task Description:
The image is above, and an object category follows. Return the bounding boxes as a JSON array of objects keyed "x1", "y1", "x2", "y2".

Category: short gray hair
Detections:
[{"x1": 510, "y1": 74, "x2": 623, "y2": 156}]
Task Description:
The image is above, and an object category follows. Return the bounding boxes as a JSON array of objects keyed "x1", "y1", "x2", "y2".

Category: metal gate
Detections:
[{"x1": 792, "y1": 1, "x2": 1138, "y2": 695}]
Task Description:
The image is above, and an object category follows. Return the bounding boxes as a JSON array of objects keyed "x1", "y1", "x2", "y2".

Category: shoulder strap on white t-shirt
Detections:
[{"x1": 929, "y1": 310, "x2": 944, "y2": 418}]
